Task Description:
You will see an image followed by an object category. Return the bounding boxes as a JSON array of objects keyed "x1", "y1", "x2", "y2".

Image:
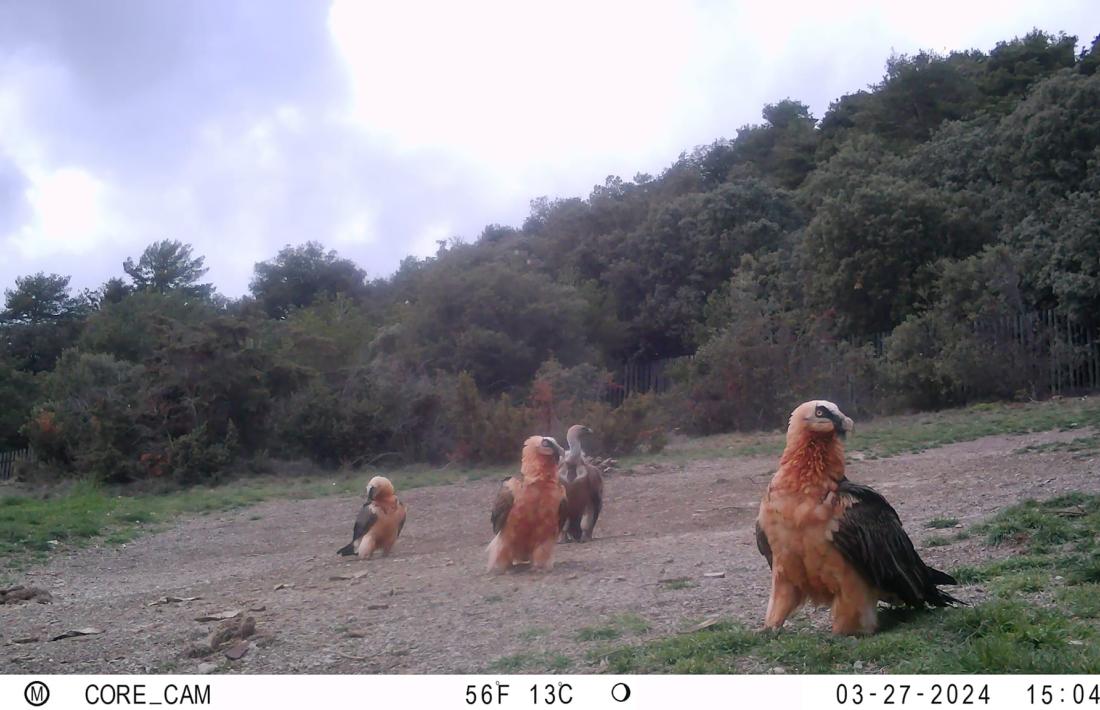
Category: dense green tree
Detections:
[
  {"x1": 0, "y1": 356, "x2": 38, "y2": 448},
  {"x1": 79, "y1": 291, "x2": 214, "y2": 363},
  {"x1": 1, "y1": 272, "x2": 91, "y2": 372},
  {"x1": 123, "y1": 240, "x2": 214, "y2": 297},
  {"x1": 250, "y1": 242, "x2": 367, "y2": 318},
  {"x1": 4, "y1": 28, "x2": 1100, "y2": 479}
]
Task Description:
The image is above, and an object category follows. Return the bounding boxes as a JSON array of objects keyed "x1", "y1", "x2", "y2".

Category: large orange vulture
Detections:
[
  {"x1": 487, "y1": 436, "x2": 566, "y2": 573},
  {"x1": 755, "y1": 400, "x2": 960, "y2": 635}
]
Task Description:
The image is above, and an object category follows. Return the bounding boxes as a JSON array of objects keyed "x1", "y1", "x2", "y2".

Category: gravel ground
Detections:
[{"x1": 2, "y1": 428, "x2": 1097, "y2": 674}]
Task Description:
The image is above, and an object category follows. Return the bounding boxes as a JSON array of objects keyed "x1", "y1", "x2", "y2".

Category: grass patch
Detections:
[
  {"x1": 488, "y1": 651, "x2": 572, "y2": 673},
  {"x1": 926, "y1": 517, "x2": 959, "y2": 529},
  {"x1": 660, "y1": 578, "x2": 698, "y2": 590},
  {"x1": 925, "y1": 536, "x2": 952, "y2": 548},
  {"x1": 596, "y1": 491, "x2": 1100, "y2": 674},
  {"x1": 848, "y1": 398, "x2": 1100, "y2": 459},
  {"x1": 577, "y1": 613, "x2": 651, "y2": 642},
  {"x1": 1015, "y1": 433, "x2": 1100, "y2": 456},
  {"x1": 519, "y1": 627, "x2": 549, "y2": 641},
  {"x1": 971, "y1": 494, "x2": 1100, "y2": 552},
  {"x1": 0, "y1": 461, "x2": 513, "y2": 570},
  {"x1": 1057, "y1": 585, "x2": 1100, "y2": 619},
  {"x1": 625, "y1": 397, "x2": 1100, "y2": 468}
]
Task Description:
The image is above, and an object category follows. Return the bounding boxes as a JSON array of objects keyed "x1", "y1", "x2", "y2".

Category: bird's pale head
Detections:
[
  {"x1": 365, "y1": 475, "x2": 395, "y2": 502},
  {"x1": 787, "y1": 400, "x2": 854, "y2": 442},
  {"x1": 522, "y1": 435, "x2": 565, "y2": 478}
]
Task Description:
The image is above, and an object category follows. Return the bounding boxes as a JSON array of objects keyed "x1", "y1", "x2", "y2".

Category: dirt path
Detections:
[{"x1": 2, "y1": 429, "x2": 1098, "y2": 674}]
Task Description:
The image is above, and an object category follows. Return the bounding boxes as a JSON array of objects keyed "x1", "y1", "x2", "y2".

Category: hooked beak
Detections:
[
  {"x1": 543, "y1": 438, "x2": 564, "y2": 462},
  {"x1": 366, "y1": 485, "x2": 376, "y2": 502}
]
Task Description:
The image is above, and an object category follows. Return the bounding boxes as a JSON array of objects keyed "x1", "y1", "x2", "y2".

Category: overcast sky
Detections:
[{"x1": 1, "y1": 1, "x2": 1097, "y2": 297}]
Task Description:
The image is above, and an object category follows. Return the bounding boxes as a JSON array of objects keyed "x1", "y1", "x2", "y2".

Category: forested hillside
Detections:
[{"x1": 3, "y1": 30, "x2": 1098, "y2": 482}]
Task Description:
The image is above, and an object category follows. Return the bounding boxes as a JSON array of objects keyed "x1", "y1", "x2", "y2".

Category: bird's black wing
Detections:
[
  {"x1": 755, "y1": 519, "x2": 773, "y2": 569},
  {"x1": 337, "y1": 503, "x2": 378, "y2": 556},
  {"x1": 399, "y1": 504, "x2": 407, "y2": 537},
  {"x1": 491, "y1": 478, "x2": 517, "y2": 534},
  {"x1": 832, "y1": 480, "x2": 961, "y2": 607}
]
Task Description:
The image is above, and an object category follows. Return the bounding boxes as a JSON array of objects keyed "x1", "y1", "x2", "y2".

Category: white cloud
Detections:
[
  {"x1": 9, "y1": 166, "x2": 111, "y2": 259},
  {"x1": 1, "y1": 0, "x2": 1098, "y2": 297},
  {"x1": 328, "y1": 1, "x2": 709, "y2": 176}
]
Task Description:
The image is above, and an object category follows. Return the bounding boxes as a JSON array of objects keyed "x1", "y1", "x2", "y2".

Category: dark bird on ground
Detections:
[{"x1": 558, "y1": 424, "x2": 603, "y2": 543}]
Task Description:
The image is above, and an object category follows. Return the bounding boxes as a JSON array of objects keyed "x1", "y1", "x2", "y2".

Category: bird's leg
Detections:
[
  {"x1": 486, "y1": 535, "x2": 512, "y2": 574},
  {"x1": 831, "y1": 576, "x2": 878, "y2": 635},
  {"x1": 583, "y1": 497, "x2": 601, "y2": 541},
  {"x1": 763, "y1": 575, "x2": 804, "y2": 629},
  {"x1": 568, "y1": 516, "x2": 584, "y2": 543},
  {"x1": 531, "y1": 539, "x2": 556, "y2": 572}
]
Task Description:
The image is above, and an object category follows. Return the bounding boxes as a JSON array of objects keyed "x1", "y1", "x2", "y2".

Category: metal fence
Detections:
[
  {"x1": 606, "y1": 357, "x2": 688, "y2": 407},
  {"x1": 609, "y1": 309, "x2": 1100, "y2": 406},
  {"x1": 0, "y1": 447, "x2": 33, "y2": 481}
]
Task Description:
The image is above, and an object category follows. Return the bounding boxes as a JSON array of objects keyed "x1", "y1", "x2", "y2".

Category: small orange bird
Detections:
[
  {"x1": 487, "y1": 436, "x2": 566, "y2": 573},
  {"x1": 337, "y1": 476, "x2": 407, "y2": 560},
  {"x1": 755, "y1": 400, "x2": 960, "y2": 635}
]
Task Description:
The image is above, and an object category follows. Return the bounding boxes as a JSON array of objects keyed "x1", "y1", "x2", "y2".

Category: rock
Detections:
[
  {"x1": 197, "y1": 662, "x2": 217, "y2": 674},
  {"x1": 0, "y1": 586, "x2": 53, "y2": 605},
  {"x1": 703, "y1": 572, "x2": 725, "y2": 579},
  {"x1": 194, "y1": 610, "x2": 242, "y2": 622},
  {"x1": 207, "y1": 616, "x2": 256, "y2": 651},
  {"x1": 853, "y1": 660, "x2": 864, "y2": 670},
  {"x1": 769, "y1": 666, "x2": 787, "y2": 674},
  {"x1": 224, "y1": 641, "x2": 250, "y2": 660},
  {"x1": 148, "y1": 596, "x2": 201, "y2": 606},
  {"x1": 184, "y1": 644, "x2": 214, "y2": 659},
  {"x1": 49, "y1": 627, "x2": 104, "y2": 641}
]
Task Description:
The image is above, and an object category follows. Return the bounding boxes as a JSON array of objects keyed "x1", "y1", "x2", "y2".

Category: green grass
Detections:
[
  {"x1": 488, "y1": 651, "x2": 572, "y2": 673},
  {"x1": 0, "y1": 461, "x2": 512, "y2": 570},
  {"x1": 519, "y1": 627, "x2": 549, "y2": 641},
  {"x1": 925, "y1": 517, "x2": 959, "y2": 529},
  {"x1": 594, "y1": 492, "x2": 1100, "y2": 674},
  {"x1": 660, "y1": 578, "x2": 698, "y2": 590},
  {"x1": 1015, "y1": 433, "x2": 1100, "y2": 456},
  {"x1": 576, "y1": 613, "x2": 651, "y2": 642},
  {"x1": 623, "y1": 397, "x2": 1100, "y2": 468},
  {"x1": 970, "y1": 493, "x2": 1100, "y2": 552},
  {"x1": 594, "y1": 601, "x2": 1100, "y2": 674}
]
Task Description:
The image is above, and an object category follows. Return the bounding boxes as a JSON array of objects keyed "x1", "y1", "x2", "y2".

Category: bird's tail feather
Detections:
[
  {"x1": 926, "y1": 565, "x2": 966, "y2": 606},
  {"x1": 337, "y1": 542, "x2": 355, "y2": 556},
  {"x1": 927, "y1": 566, "x2": 957, "y2": 586}
]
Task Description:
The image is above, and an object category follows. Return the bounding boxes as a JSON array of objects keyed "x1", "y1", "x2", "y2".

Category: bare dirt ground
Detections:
[{"x1": 2, "y1": 429, "x2": 1098, "y2": 674}]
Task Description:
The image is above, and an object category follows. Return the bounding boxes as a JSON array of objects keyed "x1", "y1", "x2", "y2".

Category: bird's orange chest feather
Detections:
[
  {"x1": 367, "y1": 495, "x2": 405, "y2": 545},
  {"x1": 760, "y1": 433, "x2": 849, "y2": 596},
  {"x1": 505, "y1": 475, "x2": 563, "y2": 544}
]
